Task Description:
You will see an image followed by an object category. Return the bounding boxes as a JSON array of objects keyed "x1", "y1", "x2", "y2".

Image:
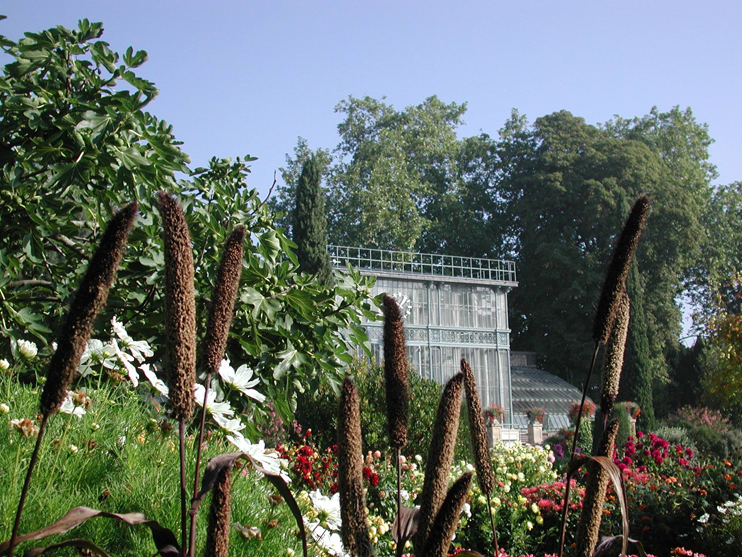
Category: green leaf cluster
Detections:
[{"x1": 0, "y1": 19, "x2": 380, "y2": 426}]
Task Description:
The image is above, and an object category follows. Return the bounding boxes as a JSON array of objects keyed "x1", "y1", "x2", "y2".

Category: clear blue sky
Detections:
[{"x1": 3, "y1": 1, "x2": 741, "y2": 200}]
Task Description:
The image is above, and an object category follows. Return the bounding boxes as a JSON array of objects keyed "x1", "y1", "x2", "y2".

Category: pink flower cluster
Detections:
[{"x1": 614, "y1": 431, "x2": 695, "y2": 471}]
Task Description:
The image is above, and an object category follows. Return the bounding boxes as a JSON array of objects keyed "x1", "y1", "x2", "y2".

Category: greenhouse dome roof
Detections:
[{"x1": 510, "y1": 351, "x2": 593, "y2": 431}]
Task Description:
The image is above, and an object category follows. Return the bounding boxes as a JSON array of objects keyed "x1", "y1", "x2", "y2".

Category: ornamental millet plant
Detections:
[
  {"x1": 461, "y1": 358, "x2": 499, "y2": 554},
  {"x1": 382, "y1": 294, "x2": 410, "y2": 557},
  {"x1": 158, "y1": 191, "x2": 198, "y2": 555},
  {"x1": 190, "y1": 225, "x2": 246, "y2": 557},
  {"x1": 7, "y1": 202, "x2": 138, "y2": 557},
  {"x1": 558, "y1": 195, "x2": 649, "y2": 557}
]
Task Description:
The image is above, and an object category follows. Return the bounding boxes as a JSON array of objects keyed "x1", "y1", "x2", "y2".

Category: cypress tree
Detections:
[
  {"x1": 620, "y1": 264, "x2": 656, "y2": 429},
  {"x1": 292, "y1": 154, "x2": 333, "y2": 285}
]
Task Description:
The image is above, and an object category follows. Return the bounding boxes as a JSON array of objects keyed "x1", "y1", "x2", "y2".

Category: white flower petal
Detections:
[{"x1": 141, "y1": 364, "x2": 169, "y2": 397}]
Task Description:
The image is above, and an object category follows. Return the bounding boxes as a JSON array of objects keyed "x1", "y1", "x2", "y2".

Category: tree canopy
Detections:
[{"x1": 273, "y1": 98, "x2": 731, "y2": 414}]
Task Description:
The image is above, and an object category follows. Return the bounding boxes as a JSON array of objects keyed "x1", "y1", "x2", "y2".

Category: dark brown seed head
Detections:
[
  {"x1": 382, "y1": 294, "x2": 409, "y2": 449},
  {"x1": 576, "y1": 419, "x2": 620, "y2": 557},
  {"x1": 204, "y1": 465, "x2": 232, "y2": 557},
  {"x1": 414, "y1": 372, "x2": 464, "y2": 553},
  {"x1": 158, "y1": 192, "x2": 197, "y2": 421},
  {"x1": 40, "y1": 202, "x2": 138, "y2": 416},
  {"x1": 337, "y1": 376, "x2": 373, "y2": 557},
  {"x1": 593, "y1": 195, "x2": 649, "y2": 345},
  {"x1": 600, "y1": 293, "x2": 630, "y2": 417},
  {"x1": 420, "y1": 472, "x2": 473, "y2": 557},
  {"x1": 202, "y1": 226, "x2": 246, "y2": 376},
  {"x1": 461, "y1": 359, "x2": 495, "y2": 495}
]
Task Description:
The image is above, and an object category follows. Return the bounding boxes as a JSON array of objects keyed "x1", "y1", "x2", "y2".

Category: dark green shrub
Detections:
[
  {"x1": 295, "y1": 359, "x2": 472, "y2": 461},
  {"x1": 666, "y1": 406, "x2": 742, "y2": 463}
]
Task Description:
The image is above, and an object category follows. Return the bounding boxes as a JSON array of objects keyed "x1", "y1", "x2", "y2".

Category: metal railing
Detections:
[{"x1": 328, "y1": 245, "x2": 517, "y2": 284}]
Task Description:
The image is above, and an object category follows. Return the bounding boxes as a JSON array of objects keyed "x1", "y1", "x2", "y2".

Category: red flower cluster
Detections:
[
  {"x1": 278, "y1": 437, "x2": 340, "y2": 493},
  {"x1": 568, "y1": 400, "x2": 595, "y2": 424},
  {"x1": 362, "y1": 465, "x2": 380, "y2": 487},
  {"x1": 521, "y1": 479, "x2": 585, "y2": 515}
]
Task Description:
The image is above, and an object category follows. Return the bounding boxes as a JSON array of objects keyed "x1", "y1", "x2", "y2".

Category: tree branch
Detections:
[
  {"x1": 257, "y1": 171, "x2": 278, "y2": 210},
  {"x1": 52, "y1": 234, "x2": 88, "y2": 258},
  {"x1": 8, "y1": 279, "x2": 55, "y2": 289}
]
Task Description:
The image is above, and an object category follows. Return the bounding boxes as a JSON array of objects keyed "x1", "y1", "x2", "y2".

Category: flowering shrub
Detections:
[
  {"x1": 666, "y1": 406, "x2": 742, "y2": 463},
  {"x1": 613, "y1": 431, "x2": 695, "y2": 472},
  {"x1": 278, "y1": 431, "x2": 340, "y2": 494},
  {"x1": 454, "y1": 442, "x2": 558, "y2": 556}
]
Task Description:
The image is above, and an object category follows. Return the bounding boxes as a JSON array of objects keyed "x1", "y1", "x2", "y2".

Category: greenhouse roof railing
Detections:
[{"x1": 327, "y1": 245, "x2": 517, "y2": 285}]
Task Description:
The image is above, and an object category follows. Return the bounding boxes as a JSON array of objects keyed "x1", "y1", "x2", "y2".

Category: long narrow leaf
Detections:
[
  {"x1": 252, "y1": 459, "x2": 308, "y2": 557},
  {"x1": 391, "y1": 506, "x2": 419, "y2": 547},
  {"x1": 0, "y1": 506, "x2": 179, "y2": 556},
  {"x1": 191, "y1": 452, "x2": 243, "y2": 513},
  {"x1": 190, "y1": 451, "x2": 308, "y2": 557},
  {"x1": 593, "y1": 535, "x2": 648, "y2": 557},
  {"x1": 567, "y1": 456, "x2": 630, "y2": 556}
]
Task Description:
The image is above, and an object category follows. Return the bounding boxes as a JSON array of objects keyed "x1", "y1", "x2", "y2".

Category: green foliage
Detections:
[
  {"x1": 690, "y1": 181, "x2": 742, "y2": 308},
  {"x1": 693, "y1": 272, "x2": 742, "y2": 416},
  {"x1": 660, "y1": 338, "x2": 708, "y2": 419},
  {"x1": 0, "y1": 19, "x2": 187, "y2": 344},
  {"x1": 292, "y1": 154, "x2": 333, "y2": 285},
  {"x1": 0, "y1": 20, "x2": 380, "y2": 426},
  {"x1": 275, "y1": 96, "x2": 479, "y2": 252},
  {"x1": 272, "y1": 137, "x2": 332, "y2": 238},
  {"x1": 612, "y1": 404, "x2": 633, "y2": 450},
  {"x1": 294, "y1": 360, "x2": 473, "y2": 461}
]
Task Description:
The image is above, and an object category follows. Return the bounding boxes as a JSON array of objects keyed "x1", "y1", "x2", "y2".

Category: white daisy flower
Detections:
[
  {"x1": 59, "y1": 391, "x2": 86, "y2": 419},
  {"x1": 308, "y1": 490, "x2": 342, "y2": 531},
  {"x1": 17, "y1": 339, "x2": 37, "y2": 359},
  {"x1": 217, "y1": 359, "x2": 266, "y2": 403},
  {"x1": 194, "y1": 383, "x2": 234, "y2": 418},
  {"x1": 79, "y1": 339, "x2": 117, "y2": 377},
  {"x1": 226, "y1": 434, "x2": 289, "y2": 482},
  {"x1": 111, "y1": 338, "x2": 139, "y2": 387},
  {"x1": 307, "y1": 523, "x2": 348, "y2": 557},
  {"x1": 212, "y1": 412, "x2": 246, "y2": 434},
  {"x1": 111, "y1": 316, "x2": 153, "y2": 363}
]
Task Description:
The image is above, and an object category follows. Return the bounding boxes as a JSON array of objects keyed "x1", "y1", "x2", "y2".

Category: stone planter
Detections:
[
  {"x1": 527, "y1": 420, "x2": 543, "y2": 445},
  {"x1": 487, "y1": 420, "x2": 502, "y2": 447}
]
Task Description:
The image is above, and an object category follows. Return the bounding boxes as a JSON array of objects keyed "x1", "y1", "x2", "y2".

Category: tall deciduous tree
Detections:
[
  {"x1": 276, "y1": 96, "x2": 503, "y2": 256},
  {"x1": 498, "y1": 110, "x2": 664, "y2": 384},
  {"x1": 292, "y1": 154, "x2": 333, "y2": 285}
]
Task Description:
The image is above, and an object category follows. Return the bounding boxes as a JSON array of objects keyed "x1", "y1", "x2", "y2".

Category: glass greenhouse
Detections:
[{"x1": 329, "y1": 245, "x2": 519, "y2": 426}]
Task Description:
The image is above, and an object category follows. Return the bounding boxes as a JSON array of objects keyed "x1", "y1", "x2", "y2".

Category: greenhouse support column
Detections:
[
  {"x1": 426, "y1": 281, "x2": 433, "y2": 381},
  {"x1": 503, "y1": 287, "x2": 514, "y2": 423}
]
